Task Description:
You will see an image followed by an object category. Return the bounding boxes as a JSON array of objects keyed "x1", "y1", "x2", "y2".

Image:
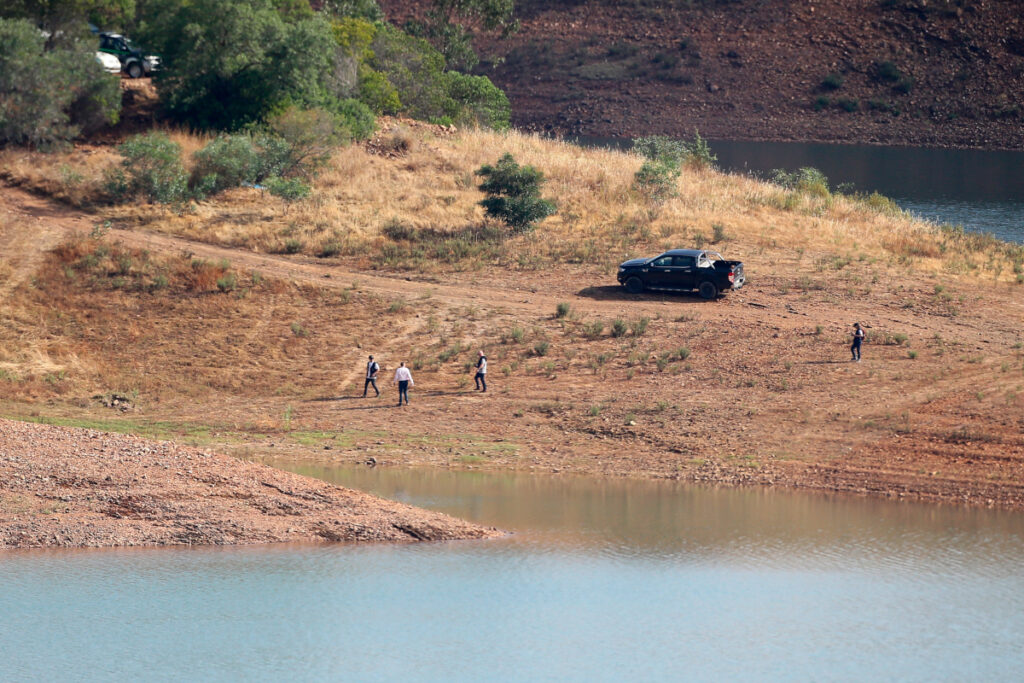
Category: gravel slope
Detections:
[{"x1": 0, "y1": 419, "x2": 500, "y2": 550}]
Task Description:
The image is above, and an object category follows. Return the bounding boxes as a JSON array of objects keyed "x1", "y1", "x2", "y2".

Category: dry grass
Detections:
[{"x1": 3, "y1": 121, "x2": 1022, "y2": 280}]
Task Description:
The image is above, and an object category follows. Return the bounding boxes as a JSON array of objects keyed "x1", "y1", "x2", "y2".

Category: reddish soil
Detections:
[
  {"x1": 2, "y1": 185, "x2": 1023, "y2": 516},
  {"x1": 384, "y1": 0, "x2": 1024, "y2": 149},
  {"x1": 0, "y1": 418, "x2": 499, "y2": 549}
]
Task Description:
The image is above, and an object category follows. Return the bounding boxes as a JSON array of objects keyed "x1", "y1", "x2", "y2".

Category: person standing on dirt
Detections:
[
  {"x1": 393, "y1": 361, "x2": 413, "y2": 406},
  {"x1": 363, "y1": 355, "x2": 380, "y2": 397},
  {"x1": 851, "y1": 322, "x2": 865, "y2": 362},
  {"x1": 474, "y1": 350, "x2": 487, "y2": 392}
]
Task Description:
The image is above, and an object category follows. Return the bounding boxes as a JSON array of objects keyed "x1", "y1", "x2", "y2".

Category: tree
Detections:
[
  {"x1": 0, "y1": 17, "x2": 120, "y2": 147},
  {"x1": 139, "y1": 0, "x2": 336, "y2": 130},
  {"x1": 405, "y1": 0, "x2": 517, "y2": 71},
  {"x1": 1, "y1": 0, "x2": 135, "y2": 47},
  {"x1": 476, "y1": 153, "x2": 556, "y2": 233}
]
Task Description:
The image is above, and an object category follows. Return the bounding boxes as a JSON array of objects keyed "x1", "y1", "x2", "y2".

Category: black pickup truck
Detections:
[{"x1": 617, "y1": 249, "x2": 745, "y2": 299}]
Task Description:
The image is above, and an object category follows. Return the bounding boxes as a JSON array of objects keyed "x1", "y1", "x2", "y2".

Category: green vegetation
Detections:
[
  {"x1": 0, "y1": 17, "x2": 120, "y2": 147},
  {"x1": 632, "y1": 132, "x2": 716, "y2": 203},
  {"x1": 476, "y1": 153, "x2": 557, "y2": 232}
]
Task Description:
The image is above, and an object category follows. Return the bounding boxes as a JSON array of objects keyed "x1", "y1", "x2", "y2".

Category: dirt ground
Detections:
[
  {"x1": 2, "y1": 184, "x2": 1023, "y2": 516},
  {"x1": 0, "y1": 418, "x2": 500, "y2": 549}
]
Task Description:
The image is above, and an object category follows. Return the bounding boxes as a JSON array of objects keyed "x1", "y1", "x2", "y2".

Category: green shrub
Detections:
[
  {"x1": 813, "y1": 96, "x2": 830, "y2": 111},
  {"x1": 874, "y1": 60, "x2": 902, "y2": 83},
  {"x1": 631, "y1": 317, "x2": 650, "y2": 336},
  {"x1": 476, "y1": 153, "x2": 556, "y2": 232},
  {"x1": 771, "y1": 167, "x2": 831, "y2": 198},
  {"x1": 634, "y1": 159, "x2": 679, "y2": 203},
  {"x1": 105, "y1": 132, "x2": 189, "y2": 204},
  {"x1": 443, "y1": 71, "x2": 511, "y2": 129},
  {"x1": 836, "y1": 98, "x2": 859, "y2": 113},
  {"x1": 190, "y1": 134, "x2": 260, "y2": 195},
  {"x1": 611, "y1": 318, "x2": 628, "y2": 337},
  {"x1": 266, "y1": 176, "x2": 311, "y2": 203},
  {"x1": 216, "y1": 273, "x2": 237, "y2": 292},
  {"x1": 556, "y1": 302, "x2": 571, "y2": 318},
  {"x1": 582, "y1": 321, "x2": 604, "y2": 339},
  {"x1": 533, "y1": 341, "x2": 550, "y2": 356},
  {"x1": 0, "y1": 18, "x2": 120, "y2": 147},
  {"x1": 821, "y1": 72, "x2": 843, "y2": 91},
  {"x1": 334, "y1": 97, "x2": 377, "y2": 140},
  {"x1": 633, "y1": 131, "x2": 715, "y2": 170}
]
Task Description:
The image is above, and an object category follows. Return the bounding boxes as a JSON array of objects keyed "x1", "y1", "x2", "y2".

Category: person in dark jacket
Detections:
[
  {"x1": 474, "y1": 350, "x2": 487, "y2": 392},
  {"x1": 851, "y1": 322, "x2": 865, "y2": 362},
  {"x1": 362, "y1": 355, "x2": 380, "y2": 397}
]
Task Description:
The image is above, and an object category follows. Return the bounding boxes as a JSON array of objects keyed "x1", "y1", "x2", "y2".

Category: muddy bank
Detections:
[{"x1": 0, "y1": 419, "x2": 500, "y2": 550}]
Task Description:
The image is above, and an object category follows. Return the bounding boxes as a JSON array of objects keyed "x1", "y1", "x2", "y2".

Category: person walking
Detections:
[
  {"x1": 474, "y1": 350, "x2": 487, "y2": 392},
  {"x1": 392, "y1": 361, "x2": 413, "y2": 406},
  {"x1": 362, "y1": 355, "x2": 380, "y2": 397},
  {"x1": 851, "y1": 322, "x2": 865, "y2": 362}
]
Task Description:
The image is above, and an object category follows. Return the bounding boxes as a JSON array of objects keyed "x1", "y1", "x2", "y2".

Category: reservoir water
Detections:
[
  {"x1": 577, "y1": 137, "x2": 1024, "y2": 243},
  {"x1": 2, "y1": 464, "x2": 1023, "y2": 681}
]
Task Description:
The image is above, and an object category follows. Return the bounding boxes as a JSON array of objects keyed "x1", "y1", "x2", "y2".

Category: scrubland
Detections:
[{"x1": 1, "y1": 120, "x2": 1022, "y2": 509}]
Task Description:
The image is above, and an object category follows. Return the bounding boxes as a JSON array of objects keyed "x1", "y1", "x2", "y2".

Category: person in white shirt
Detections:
[
  {"x1": 474, "y1": 350, "x2": 487, "y2": 392},
  {"x1": 392, "y1": 362, "x2": 413, "y2": 406},
  {"x1": 363, "y1": 355, "x2": 380, "y2": 397}
]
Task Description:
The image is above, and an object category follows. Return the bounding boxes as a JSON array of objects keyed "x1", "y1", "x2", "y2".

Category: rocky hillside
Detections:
[{"x1": 383, "y1": 0, "x2": 1024, "y2": 148}]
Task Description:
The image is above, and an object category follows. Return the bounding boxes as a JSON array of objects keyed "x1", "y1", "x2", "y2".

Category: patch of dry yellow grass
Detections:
[{"x1": 5, "y1": 123, "x2": 1022, "y2": 281}]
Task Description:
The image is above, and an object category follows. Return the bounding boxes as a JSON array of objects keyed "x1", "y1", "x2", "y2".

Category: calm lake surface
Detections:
[
  {"x1": 577, "y1": 137, "x2": 1024, "y2": 243},
  {"x1": 3, "y1": 464, "x2": 1024, "y2": 681}
]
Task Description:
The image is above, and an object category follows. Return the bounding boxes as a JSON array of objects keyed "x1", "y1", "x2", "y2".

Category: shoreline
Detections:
[{"x1": 0, "y1": 419, "x2": 501, "y2": 551}]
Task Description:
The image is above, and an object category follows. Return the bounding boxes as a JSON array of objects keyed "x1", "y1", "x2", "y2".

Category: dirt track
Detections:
[{"x1": 2, "y1": 185, "x2": 1024, "y2": 512}]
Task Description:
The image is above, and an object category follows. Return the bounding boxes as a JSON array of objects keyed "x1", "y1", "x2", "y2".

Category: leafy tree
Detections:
[
  {"x1": 139, "y1": 0, "x2": 336, "y2": 130},
  {"x1": 322, "y1": 0, "x2": 384, "y2": 21},
  {"x1": 405, "y1": 0, "x2": 518, "y2": 71},
  {"x1": 0, "y1": 17, "x2": 120, "y2": 147},
  {"x1": 476, "y1": 153, "x2": 556, "y2": 233},
  {"x1": 442, "y1": 71, "x2": 509, "y2": 129},
  {"x1": 1, "y1": 0, "x2": 134, "y2": 47}
]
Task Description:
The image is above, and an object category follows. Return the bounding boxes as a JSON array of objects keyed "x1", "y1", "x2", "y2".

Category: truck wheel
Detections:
[
  {"x1": 625, "y1": 277, "x2": 644, "y2": 294},
  {"x1": 698, "y1": 281, "x2": 718, "y2": 299},
  {"x1": 127, "y1": 62, "x2": 143, "y2": 79}
]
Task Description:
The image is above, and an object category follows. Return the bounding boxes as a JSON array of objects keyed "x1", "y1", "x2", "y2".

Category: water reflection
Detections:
[{"x1": 275, "y1": 463, "x2": 1024, "y2": 576}]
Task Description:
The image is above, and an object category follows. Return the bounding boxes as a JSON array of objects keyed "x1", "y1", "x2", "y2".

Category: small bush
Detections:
[
  {"x1": 216, "y1": 273, "x2": 237, "y2": 292},
  {"x1": 284, "y1": 238, "x2": 304, "y2": 254},
  {"x1": 836, "y1": 98, "x2": 859, "y2": 113},
  {"x1": 105, "y1": 132, "x2": 189, "y2": 204},
  {"x1": 506, "y1": 326, "x2": 525, "y2": 344},
  {"x1": 190, "y1": 134, "x2": 260, "y2": 195},
  {"x1": 266, "y1": 176, "x2": 311, "y2": 203},
  {"x1": 711, "y1": 223, "x2": 727, "y2": 243},
  {"x1": 821, "y1": 72, "x2": 843, "y2": 91},
  {"x1": 634, "y1": 159, "x2": 679, "y2": 203},
  {"x1": 555, "y1": 302, "x2": 572, "y2": 318},
  {"x1": 813, "y1": 96, "x2": 830, "y2": 111},
  {"x1": 611, "y1": 319, "x2": 628, "y2": 337},
  {"x1": 290, "y1": 322, "x2": 308, "y2": 337},
  {"x1": 533, "y1": 341, "x2": 550, "y2": 356},
  {"x1": 675, "y1": 347, "x2": 691, "y2": 361},
  {"x1": 874, "y1": 60, "x2": 902, "y2": 83},
  {"x1": 631, "y1": 317, "x2": 650, "y2": 336},
  {"x1": 582, "y1": 321, "x2": 605, "y2": 339}
]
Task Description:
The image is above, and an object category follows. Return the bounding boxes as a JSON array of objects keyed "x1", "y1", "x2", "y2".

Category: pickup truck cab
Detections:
[{"x1": 617, "y1": 248, "x2": 745, "y2": 299}]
